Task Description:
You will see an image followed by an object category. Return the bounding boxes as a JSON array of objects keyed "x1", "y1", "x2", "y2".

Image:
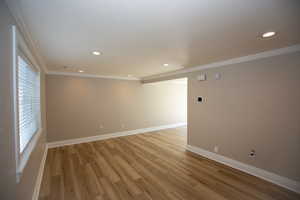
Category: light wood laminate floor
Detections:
[{"x1": 39, "y1": 127, "x2": 300, "y2": 200}]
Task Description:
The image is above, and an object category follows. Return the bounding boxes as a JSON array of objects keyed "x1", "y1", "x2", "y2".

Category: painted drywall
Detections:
[
  {"x1": 0, "y1": 1, "x2": 47, "y2": 199},
  {"x1": 0, "y1": 1, "x2": 17, "y2": 199},
  {"x1": 187, "y1": 51, "x2": 300, "y2": 182},
  {"x1": 46, "y1": 75, "x2": 187, "y2": 142},
  {"x1": 16, "y1": 72, "x2": 47, "y2": 200}
]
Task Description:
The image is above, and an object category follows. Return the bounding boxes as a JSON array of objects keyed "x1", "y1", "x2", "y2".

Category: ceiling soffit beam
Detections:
[{"x1": 142, "y1": 44, "x2": 300, "y2": 82}]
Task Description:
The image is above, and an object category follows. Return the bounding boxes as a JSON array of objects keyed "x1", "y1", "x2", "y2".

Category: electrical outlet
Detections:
[
  {"x1": 214, "y1": 146, "x2": 219, "y2": 153},
  {"x1": 249, "y1": 150, "x2": 256, "y2": 157},
  {"x1": 97, "y1": 124, "x2": 104, "y2": 131}
]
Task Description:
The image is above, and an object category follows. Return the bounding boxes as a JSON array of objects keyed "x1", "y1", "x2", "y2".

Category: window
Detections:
[
  {"x1": 17, "y1": 55, "x2": 41, "y2": 153},
  {"x1": 12, "y1": 25, "x2": 42, "y2": 179}
]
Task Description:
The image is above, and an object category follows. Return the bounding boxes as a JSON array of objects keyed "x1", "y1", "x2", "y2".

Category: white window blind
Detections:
[{"x1": 17, "y1": 56, "x2": 40, "y2": 153}]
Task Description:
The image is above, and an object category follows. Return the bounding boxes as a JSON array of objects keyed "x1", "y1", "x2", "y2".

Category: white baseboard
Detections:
[
  {"x1": 32, "y1": 144, "x2": 48, "y2": 200},
  {"x1": 47, "y1": 123, "x2": 187, "y2": 148},
  {"x1": 186, "y1": 145, "x2": 300, "y2": 194}
]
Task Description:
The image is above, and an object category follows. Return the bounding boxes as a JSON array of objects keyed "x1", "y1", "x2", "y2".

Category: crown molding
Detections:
[
  {"x1": 5, "y1": 0, "x2": 49, "y2": 73},
  {"x1": 47, "y1": 71, "x2": 141, "y2": 81},
  {"x1": 142, "y1": 44, "x2": 300, "y2": 81}
]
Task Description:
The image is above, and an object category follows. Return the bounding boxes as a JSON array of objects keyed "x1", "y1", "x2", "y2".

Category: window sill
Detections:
[{"x1": 16, "y1": 128, "x2": 43, "y2": 182}]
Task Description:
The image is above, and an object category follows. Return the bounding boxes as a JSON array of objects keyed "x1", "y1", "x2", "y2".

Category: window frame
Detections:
[{"x1": 12, "y1": 26, "x2": 43, "y2": 182}]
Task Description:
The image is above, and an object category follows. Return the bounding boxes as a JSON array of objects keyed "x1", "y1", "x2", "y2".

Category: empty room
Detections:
[{"x1": 0, "y1": 0, "x2": 300, "y2": 200}]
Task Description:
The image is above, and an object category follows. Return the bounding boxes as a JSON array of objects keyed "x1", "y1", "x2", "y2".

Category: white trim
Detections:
[
  {"x1": 47, "y1": 123, "x2": 187, "y2": 148},
  {"x1": 186, "y1": 145, "x2": 300, "y2": 194},
  {"x1": 47, "y1": 71, "x2": 141, "y2": 81},
  {"x1": 32, "y1": 145, "x2": 48, "y2": 200},
  {"x1": 12, "y1": 25, "x2": 20, "y2": 178},
  {"x1": 142, "y1": 44, "x2": 300, "y2": 81},
  {"x1": 17, "y1": 129, "x2": 42, "y2": 181}
]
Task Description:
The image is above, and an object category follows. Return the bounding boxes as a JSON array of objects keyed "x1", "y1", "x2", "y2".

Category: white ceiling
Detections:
[{"x1": 16, "y1": 0, "x2": 300, "y2": 78}]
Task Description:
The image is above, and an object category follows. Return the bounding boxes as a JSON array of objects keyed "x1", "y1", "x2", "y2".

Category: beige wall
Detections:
[
  {"x1": 187, "y1": 52, "x2": 300, "y2": 181},
  {"x1": 0, "y1": 1, "x2": 17, "y2": 199},
  {"x1": 16, "y1": 72, "x2": 47, "y2": 200},
  {"x1": 0, "y1": 1, "x2": 47, "y2": 199},
  {"x1": 46, "y1": 76, "x2": 187, "y2": 142}
]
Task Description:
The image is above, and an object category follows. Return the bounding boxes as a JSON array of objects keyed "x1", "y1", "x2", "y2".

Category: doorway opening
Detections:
[{"x1": 146, "y1": 78, "x2": 187, "y2": 142}]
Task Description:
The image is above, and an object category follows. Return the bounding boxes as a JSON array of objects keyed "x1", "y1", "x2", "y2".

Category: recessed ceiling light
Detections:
[
  {"x1": 78, "y1": 70, "x2": 84, "y2": 73},
  {"x1": 92, "y1": 51, "x2": 101, "y2": 55},
  {"x1": 262, "y1": 31, "x2": 276, "y2": 38},
  {"x1": 163, "y1": 63, "x2": 169, "y2": 66}
]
